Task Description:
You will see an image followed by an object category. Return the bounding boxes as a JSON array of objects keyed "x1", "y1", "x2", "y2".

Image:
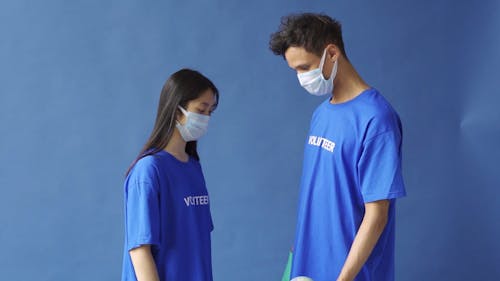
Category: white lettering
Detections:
[
  {"x1": 308, "y1": 136, "x2": 317, "y2": 145},
  {"x1": 321, "y1": 138, "x2": 335, "y2": 152},
  {"x1": 184, "y1": 195, "x2": 209, "y2": 207},
  {"x1": 308, "y1": 135, "x2": 336, "y2": 153}
]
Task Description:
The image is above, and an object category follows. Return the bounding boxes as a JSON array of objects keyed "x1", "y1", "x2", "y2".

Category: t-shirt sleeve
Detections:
[
  {"x1": 125, "y1": 179, "x2": 161, "y2": 250},
  {"x1": 357, "y1": 130, "x2": 407, "y2": 203}
]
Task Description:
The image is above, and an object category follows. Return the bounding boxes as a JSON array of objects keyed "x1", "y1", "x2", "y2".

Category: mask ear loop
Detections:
[
  {"x1": 318, "y1": 48, "x2": 328, "y2": 79},
  {"x1": 319, "y1": 47, "x2": 337, "y2": 80},
  {"x1": 176, "y1": 106, "x2": 189, "y2": 126},
  {"x1": 177, "y1": 106, "x2": 189, "y2": 115}
]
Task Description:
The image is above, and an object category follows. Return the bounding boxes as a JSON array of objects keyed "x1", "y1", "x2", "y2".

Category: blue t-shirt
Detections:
[
  {"x1": 121, "y1": 150, "x2": 214, "y2": 281},
  {"x1": 291, "y1": 88, "x2": 406, "y2": 281}
]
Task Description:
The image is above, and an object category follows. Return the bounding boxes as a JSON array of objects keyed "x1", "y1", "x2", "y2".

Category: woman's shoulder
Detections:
[{"x1": 127, "y1": 154, "x2": 163, "y2": 184}]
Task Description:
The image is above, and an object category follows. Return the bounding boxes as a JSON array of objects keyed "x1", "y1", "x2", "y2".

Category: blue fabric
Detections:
[
  {"x1": 121, "y1": 150, "x2": 214, "y2": 281},
  {"x1": 291, "y1": 88, "x2": 406, "y2": 281}
]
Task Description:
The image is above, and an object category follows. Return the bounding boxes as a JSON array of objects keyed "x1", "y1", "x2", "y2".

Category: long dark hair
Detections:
[{"x1": 126, "y1": 68, "x2": 219, "y2": 176}]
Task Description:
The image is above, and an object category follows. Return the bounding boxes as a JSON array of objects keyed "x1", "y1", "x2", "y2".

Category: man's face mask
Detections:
[{"x1": 297, "y1": 48, "x2": 338, "y2": 96}]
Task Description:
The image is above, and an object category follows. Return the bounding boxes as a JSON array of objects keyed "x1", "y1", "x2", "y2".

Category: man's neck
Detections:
[{"x1": 331, "y1": 58, "x2": 370, "y2": 104}]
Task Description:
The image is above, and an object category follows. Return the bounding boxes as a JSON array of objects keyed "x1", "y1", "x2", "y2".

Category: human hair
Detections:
[
  {"x1": 126, "y1": 68, "x2": 219, "y2": 176},
  {"x1": 269, "y1": 13, "x2": 347, "y2": 59}
]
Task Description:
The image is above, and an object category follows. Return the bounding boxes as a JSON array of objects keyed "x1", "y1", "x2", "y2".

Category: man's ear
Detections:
[{"x1": 326, "y1": 44, "x2": 339, "y2": 62}]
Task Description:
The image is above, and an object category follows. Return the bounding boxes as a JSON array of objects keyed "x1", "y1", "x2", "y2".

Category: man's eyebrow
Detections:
[{"x1": 295, "y1": 64, "x2": 310, "y2": 70}]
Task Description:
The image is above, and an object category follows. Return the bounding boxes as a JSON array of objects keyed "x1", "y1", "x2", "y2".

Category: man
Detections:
[{"x1": 269, "y1": 13, "x2": 406, "y2": 281}]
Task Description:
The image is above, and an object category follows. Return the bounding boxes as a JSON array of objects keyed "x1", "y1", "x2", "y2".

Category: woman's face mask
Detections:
[{"x1": 176, "y1": 106, "x2": 210, "y2": 141}]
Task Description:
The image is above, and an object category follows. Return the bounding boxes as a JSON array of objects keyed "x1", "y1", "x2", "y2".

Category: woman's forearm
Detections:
[{"x1": 129, "y1": 245, "x2": 160, "y2": 281}]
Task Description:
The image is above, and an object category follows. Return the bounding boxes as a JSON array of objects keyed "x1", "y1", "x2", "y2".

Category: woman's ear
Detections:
[{"x1": 176, "y1": 106, "x2": 186, "y2": 124}]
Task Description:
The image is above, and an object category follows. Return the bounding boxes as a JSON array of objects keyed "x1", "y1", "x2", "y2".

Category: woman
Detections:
[{"x1": 121, "y1": 69, "x2": 219, "y2": 281}]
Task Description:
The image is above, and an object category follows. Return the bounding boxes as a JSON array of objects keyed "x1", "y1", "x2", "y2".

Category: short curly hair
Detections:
[{"x1": 269, "y1": 13, "x2": 347, "y2": 59}]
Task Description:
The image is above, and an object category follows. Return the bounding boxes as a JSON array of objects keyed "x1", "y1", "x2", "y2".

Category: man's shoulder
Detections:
[
  {"x1": 355, "y1": 89, "x2": 402, "y2": 139},
  {"x1": 354, "y1": 89, "x2": 398, "y2": 122}
]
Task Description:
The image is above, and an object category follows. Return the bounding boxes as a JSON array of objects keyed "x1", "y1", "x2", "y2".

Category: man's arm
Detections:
[
  {"x1": 336, "y1": 199, "x2": 390, "y2": 281},
  {"x1": 129, "y1": 245, "x2": 160, "y2": 281}
]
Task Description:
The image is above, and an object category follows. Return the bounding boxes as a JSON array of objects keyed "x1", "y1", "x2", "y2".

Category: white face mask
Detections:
[
  {"x1": 175, "y1": 106, "x2": 210, "y2": 142},
  {"x1": 297, "y1": 48, "x2": 338, "y2": 96}
]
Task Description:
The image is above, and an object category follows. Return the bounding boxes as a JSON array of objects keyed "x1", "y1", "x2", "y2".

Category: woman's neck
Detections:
[{"x1": 164, "y1": 129, "x2": 189, "y2": 162}]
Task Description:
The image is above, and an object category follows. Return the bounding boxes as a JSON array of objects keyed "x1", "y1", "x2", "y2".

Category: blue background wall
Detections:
[{"x1": 1, "y1": 0, "x2": 499, "y2": 280}]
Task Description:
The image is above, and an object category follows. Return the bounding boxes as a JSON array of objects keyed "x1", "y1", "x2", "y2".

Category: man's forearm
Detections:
[{"x1": 337, "y1": 200, "x2": 389, "y2": 281}]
